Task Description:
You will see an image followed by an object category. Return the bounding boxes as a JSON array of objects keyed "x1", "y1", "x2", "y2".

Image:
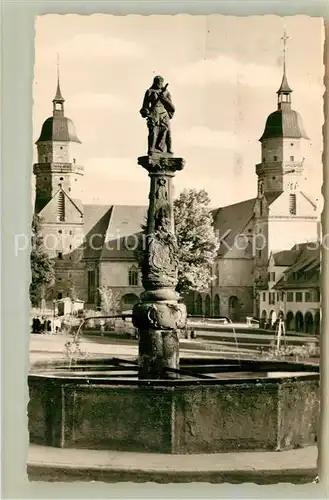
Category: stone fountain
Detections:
[{"x1": 28, "y1": 76, "x2": 319, "y2": 457}]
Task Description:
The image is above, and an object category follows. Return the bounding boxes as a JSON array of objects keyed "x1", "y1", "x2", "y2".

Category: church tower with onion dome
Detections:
[
  {"x1": 255, "y1": 32, "x2": 310, "y2": 202},
  {"x1": 34, "y1": 65, "x2": 84, "y2": 215},
  {"x1": 33, "y1": 61, "x2": 85, "y2": 301},
  {"x1": 253, "y1": 30, "x2": 319, "y2": 296}
]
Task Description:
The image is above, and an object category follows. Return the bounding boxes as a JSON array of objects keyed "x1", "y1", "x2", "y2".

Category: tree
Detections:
[
  {"x1": 29, "y1": 214, "x2": 55, "y2": 307},
  {"x1": 98, "y1": 286, "x2": 121, "y2": 329},
  {"x1": 173, "y1": 189, "x2": 219, "y2": 294},
  {"x1": 135, "y1": 188, "x2": 219, "y2": 295}
]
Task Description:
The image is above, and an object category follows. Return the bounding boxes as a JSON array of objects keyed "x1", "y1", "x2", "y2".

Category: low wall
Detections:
[{"x1": 28, "y1": 371, "x2": 319, "y2": 454}]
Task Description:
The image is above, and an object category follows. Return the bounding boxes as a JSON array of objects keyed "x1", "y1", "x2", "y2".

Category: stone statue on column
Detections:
[
  {"x1": 140, "y1": 75, "x2": 175, "y2": 156},
  {"x1": 133, "y1": 77, "x2": 187, "y2": 379}
]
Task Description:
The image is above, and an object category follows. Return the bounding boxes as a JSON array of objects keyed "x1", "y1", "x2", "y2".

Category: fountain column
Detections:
[
  {"x1": 133, "y1": 75, "x2": 187, "y2": 379},
  {"x1": 133, "y1": 153, "x2": 187, "y2": 378}
]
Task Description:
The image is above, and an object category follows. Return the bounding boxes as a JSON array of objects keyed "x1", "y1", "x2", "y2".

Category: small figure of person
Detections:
[{"x1": 35, "y1": 317, "x2": 41, "y2": 333}]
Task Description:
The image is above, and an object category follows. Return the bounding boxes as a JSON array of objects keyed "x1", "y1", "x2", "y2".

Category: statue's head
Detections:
[{"x1": 152, "y1": 75, "x2": 164, "y2": 89}]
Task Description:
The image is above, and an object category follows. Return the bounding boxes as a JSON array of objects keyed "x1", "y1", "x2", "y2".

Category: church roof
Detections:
[
  {"x1": 100, "y1": 205, "x2": 147, "y2": 260},
  {"x1": 36, "y1": 115, "x2": 81, "y2": 144},
  {"x1": 212, "y1": 198, "x2": 256, "y2": 257},
  {"x1": 259, "y1": 108, "x2": 309, "y2": 141},
  {"x1": 82, "y1": 198, "x2": 258, "y2": 262},
  {"x1": 83, "y1": 205, "x2": 113, "y2": 260}
]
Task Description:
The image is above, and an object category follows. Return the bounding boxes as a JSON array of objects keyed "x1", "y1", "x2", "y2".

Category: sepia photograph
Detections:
[{"x1": 26, "y1": 13, "x2": 324, "y2": 484}]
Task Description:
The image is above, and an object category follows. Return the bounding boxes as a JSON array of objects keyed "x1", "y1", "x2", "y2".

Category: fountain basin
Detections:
[{"x1": 28, "y1": 357, "x2": 319, "y2": 454}]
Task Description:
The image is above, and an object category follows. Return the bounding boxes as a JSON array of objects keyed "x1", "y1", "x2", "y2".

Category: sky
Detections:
[{"x1": 33, "y1": 14, "x2": 324, "y2": 208}]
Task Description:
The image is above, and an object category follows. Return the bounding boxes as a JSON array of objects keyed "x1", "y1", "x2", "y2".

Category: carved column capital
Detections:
[{"x1": 138, "y1": 154, "x2": 185, "y2": 176}]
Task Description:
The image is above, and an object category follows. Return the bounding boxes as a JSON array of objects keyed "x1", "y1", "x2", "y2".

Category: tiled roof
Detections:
[
  {"x1": 100, "y1": 205, "x2": 147, "y2": 260},
  {"x1": 272, "y1": 249, "x2": 299, "y2": 267},
  {"x1": 287, "y1": 246, "x2": 320, "y2": 274},
  {"x1": 273, "y1": 245, "x2": 320, "y2": 290},
  {"x1": 212, "y1": 198, "x2": 256, "y2": 257},
  {"x1": 260, "y1": 109, "x2": 309, "y2": 141},
  {"x1": 36, "y1": 115, "x2": 81, "y2": 144},
  {"x1": 83, "y1": 205, "x2": 113, "y2": 260}
]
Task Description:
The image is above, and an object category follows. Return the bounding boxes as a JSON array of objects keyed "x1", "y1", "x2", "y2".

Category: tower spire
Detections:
[
  {"x1": 277, "y1": 28, "x2": 292, "y2": 110},
  {"x1": 53, "y1": 54, "x2": 65, "y2": 114}
]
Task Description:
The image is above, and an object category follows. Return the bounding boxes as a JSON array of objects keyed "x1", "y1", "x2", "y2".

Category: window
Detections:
[
  {"x1": 69, "y1": 231, "x2": 73, "y2": 235},
  {"x1": 57, "y1": 292, "x2": 63, "y2": 299},
  {"x1": 277, "y1": 292, "x2": 280, "y2": 302},
  {"x1": 305, "y1": 291, "x2": 314, "y2": 302},
  {"x1": 290, "y1": 156, "x2": 294, "y2": 161},
  {"x1": 296, "y1": 292, "x2": 303, "y2": 302},
  {"x1": 271, "y1": 272, "x2": 276, "y2": 282},
  {"x1": 269, "y1": 292, "x2": 276, "y2": 305},
  {"x1": 316, "y1": 289, "x2": 321, "y2": 302},
  {"x1": 45, "y1": 156, "x2": 48, "y2": 163},
  {"x1": 262, "y1": 292, "x2": 266, "y2": 302},
  {"x1": 69, "y1": 245, "x2": 72, "y2": 250},
  {"x1": 58, "y1": 230, "x2": 62, "y2": 234},
  {"x1": 58, "y1": 252, "x2": 63, "y2": 260},
  {"x1": 128, "y1": 266, "x2": 139, "y2": 286},
  {"x1": 257, "y1": 250, "x2": 262, "y2": 259},
  {"x1": 60, "y1": 177, "x2": 64, "y2": 180},
  {"x1": 88, "y1": 270, "x2": 95, "y2": 303},
  {"x1": 289, "y1": 194, "x2": 297, "y2": 215},
  {"x1": 287, "y1": 292, "x2": 294, "y2": 302},
  {"x1": 273, "y1": 155, "x2": 278, "y2": 161},
  {"x1": 57, "y1": 191, "x2": 65, "y2": 221},
  {"x1": 262, "y1": 157, "x2": 265, "y2": 162}
]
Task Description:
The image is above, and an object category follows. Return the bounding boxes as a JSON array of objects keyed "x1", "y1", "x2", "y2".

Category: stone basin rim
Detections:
[{"x1": 29, "y1": 356, "x2": 319, "y2": 387}]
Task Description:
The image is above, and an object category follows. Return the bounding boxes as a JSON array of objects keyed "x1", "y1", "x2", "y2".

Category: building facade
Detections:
[
  {"x1": 34, "y1": 56, "x2": 321, "y2": 321},
  {"x1": 259, "y1": 244, "x2": 320, "y2": 334}
]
